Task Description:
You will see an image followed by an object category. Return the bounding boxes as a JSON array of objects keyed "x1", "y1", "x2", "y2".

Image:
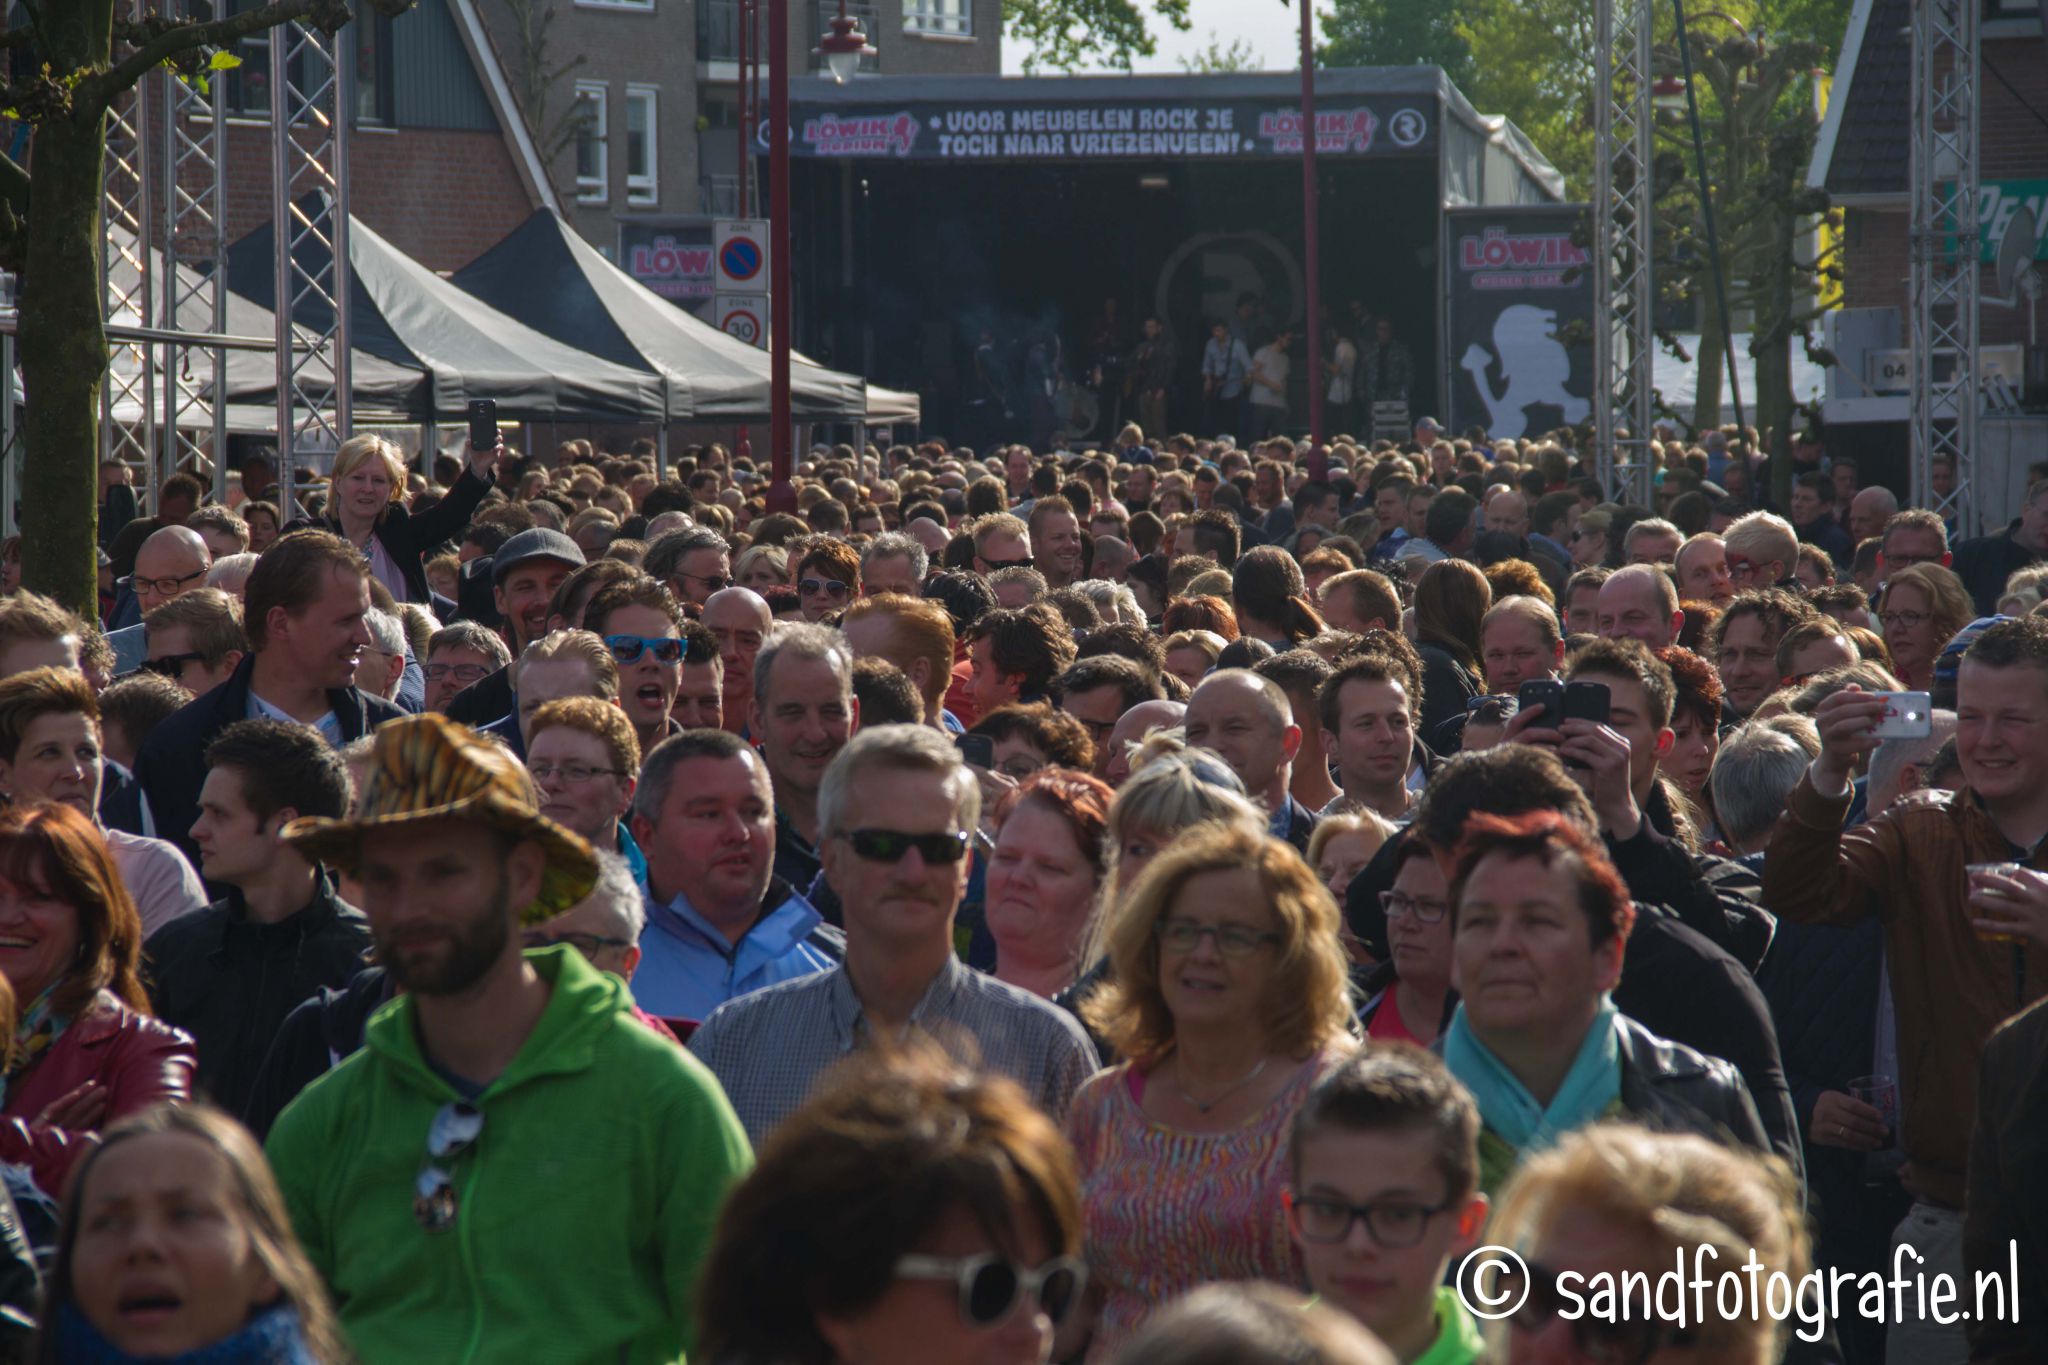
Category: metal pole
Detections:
[
  {"x1": 737, "y1": 0, "x2": 753, "y2": 467},
  {"x1": 1298, "y1": 0, "x2": 1323, "y2": 448},
  {"x1": 271, "y1": 32, "x2": 294, "y2": 515},
  {"x1": 766, "y1": 0, "x2": 796, "y2": 514},
  {"x1": 1672, "y1": 0, "x2": 1746, "y2": 442}
]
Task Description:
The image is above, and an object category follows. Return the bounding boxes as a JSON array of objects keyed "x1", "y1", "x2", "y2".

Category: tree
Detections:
[
  {"x1": 1178, "y1": 33, "x2": 1259, "y2": 74},
  {"x1": 1005, "y1": 0, "x2": 1192, "y2": 73},
  {"x1": 491, "y1": 0, "x2": 590, "y2": 207},
  {"x1": 1, "y1": 0, "x2": 413, "y2": 618},
  {"x1": 1318, "y1": 0, "x2": 1474, "y2": 93}
]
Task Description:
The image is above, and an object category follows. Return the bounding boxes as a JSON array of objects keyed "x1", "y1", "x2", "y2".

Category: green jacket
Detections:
[{"x1": 267, "y1": 947, "x2": 752, "y2": 1364}]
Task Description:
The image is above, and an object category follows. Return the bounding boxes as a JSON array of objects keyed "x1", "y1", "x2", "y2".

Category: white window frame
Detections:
[
  {"x1": 624, "y1": 85, "x2": 659, "y2": 206},
  {"x1": 574, "y1": 81, "x2": 608, "y2": 204},
  {"x1": 903, "y1": 0, "x2": 971, "y2": 37},
  {"x1": 574, "y1": 0, "x2": 654, "y2": 11}
]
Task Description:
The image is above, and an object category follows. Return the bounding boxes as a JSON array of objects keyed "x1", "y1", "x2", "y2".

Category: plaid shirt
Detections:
[{"x1": 687, "y1": 953, "x2": 1102, "y2": 1143}]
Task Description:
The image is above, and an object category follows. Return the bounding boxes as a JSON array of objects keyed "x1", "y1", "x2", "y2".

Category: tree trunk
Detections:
[
  {"x1": 18, "y1": 109, "x2": 111, "y2": 619},
  {"x1": 1757, "y1": 197, "x2": 1798, "y2": 510},
  {"x1": 1693, "y1": 287, "x2": 1726, "y2": 432}
]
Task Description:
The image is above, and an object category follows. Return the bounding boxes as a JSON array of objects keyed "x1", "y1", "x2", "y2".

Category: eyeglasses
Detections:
[
  {"x1": 141, "y1": 651, "x2": 204, "y2": 678},
  {"x1": 673, "y1": 570, "x2": 734, "y2": 593},
  {"x1": 605, "y1": 634, "x2": 684, "y2": 665},
  {"x1": 1725, "y1": 554, "x2": 1761, "y2": 581},
  {"x1": 1155, "y1": 918, "x2": 1282, "y2": 957},
  {"x1": 894, "y1": 1254, "x2": 1087, "y2": 1330},
  {"x1": 800, "y1": 576, "x2": 851, "y2": 599},
  {"x1": 133, "y1": 568, "x2": 205, "y2": 597},
  {"x1": 1879, "y1": 609, "x2": 1930, "y2": 631},
  {"x1": 841, "y1": 828, "x2": 973, "y2": 864},
  {"x1": 1501, "y1": 1259, "x2": 1698, "y2": 1365},
  {"x1": 522, "y1": 929, "x2": 634, "y2": 954},
  {"x1": 1380, "y1": 890, "x2": 1448, "y2": 924},
  {"x1": 414, "y1": 1101, "x2": 483, "y2": 1233},
  {"x1": 981, "y1": 555, "x2": 1035, "y2": 571},
  {"x1": 528, "y1": 761, "x2": 626, "y2": 784},
  {"x1": 424, "y1": 662, "x2": 491, "y2": 683},
  {"x1": 1282, "y1": 1191, "x2": 1451, "y2": 1249}
]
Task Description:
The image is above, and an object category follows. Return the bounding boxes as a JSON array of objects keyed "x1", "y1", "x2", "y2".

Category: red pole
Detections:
[
  {"x1": 1299, "y1": 0, "x2": 1324, "y2": 448},
  {"x1": 736, "y1": 0, "x2": 753, "y2": 465},
  {"x1": 766, "y1": 0, "x2": 796, "y2": 515}
]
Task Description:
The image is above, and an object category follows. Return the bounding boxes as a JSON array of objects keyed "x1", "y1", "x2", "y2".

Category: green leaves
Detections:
[{"x1": 1005, "y1": 0, "x2": 1192, "y2": 74}]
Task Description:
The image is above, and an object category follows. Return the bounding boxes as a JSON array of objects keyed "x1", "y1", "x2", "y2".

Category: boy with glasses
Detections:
[{"x1": 1286, "y1": 1045, "x2": 1488, "y2": 1365}]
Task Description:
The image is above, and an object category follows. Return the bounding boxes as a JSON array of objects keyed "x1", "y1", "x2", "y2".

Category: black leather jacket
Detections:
[{"x1": 1615, "y1": 1013, "x2": 1774, "y2": 1156}]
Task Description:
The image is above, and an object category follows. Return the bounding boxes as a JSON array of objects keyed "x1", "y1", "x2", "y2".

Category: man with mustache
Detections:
[
  {"x1": 754, "y1": 623, "x2": 860, "y2": 916},
  {"x1": 688, "y1": 724, "x2": 1099, "y2": 1143}
]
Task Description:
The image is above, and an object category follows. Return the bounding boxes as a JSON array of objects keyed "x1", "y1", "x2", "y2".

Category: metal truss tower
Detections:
[
  {"x1": 159, "y1": 6, "x2": 231, "y2": 500},
  {"x1": 1592, "y1": 0, "x2": 1658, "y2": 508},
  {"x1": 1908, "y1": 0, "x2": 1979, "y2": 534},
  {"x1": 101, "y1": 10, "x2": 157, "y2": 482},
  {"x1": 270, "y1": 18, "x2": 355, "y2": 517}
]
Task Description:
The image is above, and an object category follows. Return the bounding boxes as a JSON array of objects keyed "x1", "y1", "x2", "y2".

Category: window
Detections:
[
  {"x1": 575, "y1": 0, "x2": 654, "y2": 9},
  {"x1": 904, "y1": 0, "x2": 970, "y2": 36},
  {"x1": 625, "y1": 85, "x2": 658, "y2": 205},
  {"x1": 218, "y1": 2, "x2": 391, "y2": 123},
  {"x1": 354, "y1": 11, "x2": 394, "y2": 126},
  {"x1": 574, "y1": 82, "x2": 608, "y2": 203}
]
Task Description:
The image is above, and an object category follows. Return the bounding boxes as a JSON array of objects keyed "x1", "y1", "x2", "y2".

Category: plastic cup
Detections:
[
  {"x1": 1848, "y1": 1074, "x2": 1898, "y2": 1133},
  {"x1": 1967, "y1": 862, "x2": 2026, "y2": 944}
]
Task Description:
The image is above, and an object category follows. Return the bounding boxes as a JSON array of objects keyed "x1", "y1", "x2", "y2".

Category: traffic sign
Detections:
[
  {"x1": 713, "y1": 219, "x2": 770, "y2": 294},
  {"x1": 716, "y1": 293, "x2": 768, "y2": 348}
]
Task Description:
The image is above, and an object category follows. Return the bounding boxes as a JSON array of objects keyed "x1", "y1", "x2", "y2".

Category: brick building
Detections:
[{"x1": 1808, "y1": 0, "x2": 2048, "y2": 497}]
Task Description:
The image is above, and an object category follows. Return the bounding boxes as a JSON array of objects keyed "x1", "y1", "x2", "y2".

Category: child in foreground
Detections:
[{"x1": 1285, "y1": 1042, "x2": 1490, "y2": 1365}]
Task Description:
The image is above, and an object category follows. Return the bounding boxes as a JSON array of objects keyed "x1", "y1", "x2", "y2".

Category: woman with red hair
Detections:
[
  {"x1": 0, "y1": 802, "x2": 194, "y2": 1200},
  {"x1": 986, "y1": 769, "x2": 1115, "y2": 998}
]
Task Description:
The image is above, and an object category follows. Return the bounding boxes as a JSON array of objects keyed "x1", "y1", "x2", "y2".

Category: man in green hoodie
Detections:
[{"x1": 266, "y1": 713, "x2": 751, "y2": 1364}]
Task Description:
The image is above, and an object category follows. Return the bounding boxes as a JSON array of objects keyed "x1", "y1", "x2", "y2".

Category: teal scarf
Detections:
[{"x1": 1442, "y1": 997, "x2": 1622, "y2": 1154}]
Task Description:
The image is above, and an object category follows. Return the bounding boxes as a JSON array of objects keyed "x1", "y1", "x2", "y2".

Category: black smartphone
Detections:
[
  {"x1": 955, "y1": 734, "x2": 994, "y2": 769},
  {"x1": 1564, "y1": 680, "x2": 1612, "y2": 725},
  {"x1": 1517, "y1": 679, "x2": 1564, "y2": 724},
  {"x1": 467, "y1": 398, "x2": 498, "y2": 452}
]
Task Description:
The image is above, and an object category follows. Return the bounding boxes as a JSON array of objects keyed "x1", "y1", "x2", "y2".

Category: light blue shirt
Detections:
[{"x1": 633, "y1": 880, "x2": 838, "y2": 1023}]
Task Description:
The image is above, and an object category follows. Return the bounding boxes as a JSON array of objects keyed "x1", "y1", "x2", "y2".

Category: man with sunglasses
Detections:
[
  {"x1": 645, "y1": 525, "x2": 733, "y2": 610},
  {"x1": 970, "y1": 513, "x2": 1034, "y2": 576},
  {"x1": 584, "y1": 576, "x2": 688, "y2": 756},
  {"x1": 266, "y1": 714, "x2": 751, "y2": 1365},
  {"x1": 140, "y1": 587, "x2": 247, "y2": 698},
  {"x1": 689, "y1": 724, "x2": 1099, "y2": 1143}
]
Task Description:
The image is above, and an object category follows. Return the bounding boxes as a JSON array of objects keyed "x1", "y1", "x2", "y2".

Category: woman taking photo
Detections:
[
  {"x1": 0, "y1": 669, "x2": 206, "y2": 937},
  {"x1": 698, "y1": 1047, "x2": 1085, "y2": 1365},
  {"x1": 39, "y1": 1102, "x2": 345, "y2": 1364},
  {"x1": 310, "y1": 432, "x2": 498, "y2": 606},
  {"x1": 0, "y1": 802, "x2": 194, "y2": 1201},
  {"x1": 1070, "y1": 823, "x2": 1354, "y2": 1359},
  {"x1": 1411, "y1": 559, "x2": 1491, "y2": 741},
  {"x1": 987, "y1": 770, "x2": 1114, "y2": 999},
  {"x1": 1659, "y1": 645, "x2": 1724, "y2": 843},
  {"x1": 1876, "y1": 562, "x2": 1973, "y2": 692}
]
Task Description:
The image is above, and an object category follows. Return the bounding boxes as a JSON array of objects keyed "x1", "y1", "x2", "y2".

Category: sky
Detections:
[{"x1": 1000, "y1": 0, "x2": 1318, "y2": 76}]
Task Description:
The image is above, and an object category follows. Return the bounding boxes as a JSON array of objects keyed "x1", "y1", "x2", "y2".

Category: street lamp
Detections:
[
  {"x1": 816, "y1": 1, "x2": 876, "y2": 85},
  {"x1": 1651, "y1": 74, "x2": 1689, "y2": 114}
]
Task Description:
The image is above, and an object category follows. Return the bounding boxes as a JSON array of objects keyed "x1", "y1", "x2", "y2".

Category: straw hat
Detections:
[{"x1": 283, "y1": 713, "x2": 597, "y2": 925}]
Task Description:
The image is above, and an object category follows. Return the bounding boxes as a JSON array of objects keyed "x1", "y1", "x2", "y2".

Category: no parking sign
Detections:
[
  {"x1": 716, "y1": 293, "x2": 768, "y2": 348},
  {"x1": 713, "y1": 219, "x2": 770, "y2": 295}
]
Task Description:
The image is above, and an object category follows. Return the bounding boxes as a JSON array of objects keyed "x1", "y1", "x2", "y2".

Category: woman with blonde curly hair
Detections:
[
  {"x1": 1070, "y1": 823, "x2": 1355, "y2": 1359},
  {"x1": 1485, "y1": 1122, "x2": 1808, "y2": 1365}
]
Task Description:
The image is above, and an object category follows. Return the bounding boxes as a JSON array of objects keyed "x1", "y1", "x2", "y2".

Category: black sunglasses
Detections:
[
  {"x1": 981, "y1": 555, "x2": 1035, "y2": 571},
  {"x1": 141, "y1": 651, "x2": 205, "y2": 677},
  {"x1": 414, "y1": 1102, "x2": 483, "y2": 1233},
  {"x1": 841, "y1": 828, "x2": 972, "y2": 864}
]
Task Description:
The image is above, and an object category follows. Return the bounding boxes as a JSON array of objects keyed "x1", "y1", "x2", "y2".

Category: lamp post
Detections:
[
  {"x1": 763, "y1": 0, "x2": 872, "y2": 516},
  {"x1": 1299, "y1": 0, "x2": 1324, "y2": 450}
]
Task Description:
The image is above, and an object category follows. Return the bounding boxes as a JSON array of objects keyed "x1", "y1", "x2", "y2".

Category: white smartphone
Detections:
[{"x1": 1871, "y1": 691, "x2": 1933, "y2": 740}]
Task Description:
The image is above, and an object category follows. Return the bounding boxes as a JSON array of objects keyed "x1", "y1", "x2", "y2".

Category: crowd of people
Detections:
[{"x1": 0, "y1": 416, "x2": 2041, "y2": 1363}]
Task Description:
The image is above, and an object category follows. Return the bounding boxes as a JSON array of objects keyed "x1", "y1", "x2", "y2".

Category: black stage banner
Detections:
[
  {"x1": 777, "y1": 96, "x2": 1438, "y2": 160},
  {"x1": 1444, "y1": 205, "x2": 1595, "y2": 441}
]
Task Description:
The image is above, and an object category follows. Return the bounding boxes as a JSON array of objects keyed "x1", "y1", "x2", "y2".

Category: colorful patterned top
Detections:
[{"x1": 1067, "y1": 1048, "x2": 1335, "y2": 1361}]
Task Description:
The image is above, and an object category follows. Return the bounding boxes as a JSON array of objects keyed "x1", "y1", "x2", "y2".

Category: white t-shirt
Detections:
[
  {"x1": 105, "y1": 828, "x2": 208, "y2": 937},
  {"x1": 1250, "y1": 344, "x2": 1291, "y2": 410}
]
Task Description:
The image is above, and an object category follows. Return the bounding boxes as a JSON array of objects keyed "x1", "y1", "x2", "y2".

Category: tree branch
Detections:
[
  {"x1": 0, "y1": 152, "x2": 25, "y2": 273},
  {"x1": 89, "y1": 0, "x2": 340, "y2": 107}
]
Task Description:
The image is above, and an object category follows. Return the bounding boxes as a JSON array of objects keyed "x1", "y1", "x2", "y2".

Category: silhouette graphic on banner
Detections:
[{"x1": 1459, "y1": 305, "x2": 1590, "y2": 440}]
